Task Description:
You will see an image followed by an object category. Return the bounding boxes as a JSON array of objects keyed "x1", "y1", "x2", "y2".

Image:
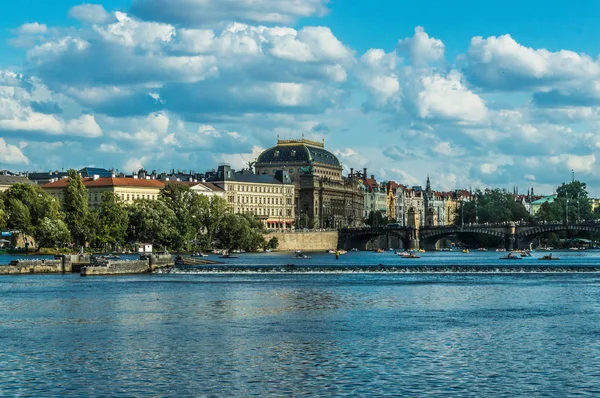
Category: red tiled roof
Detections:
[{"x1": 42, "y1": 177, "x2": 165, "y2": 189}]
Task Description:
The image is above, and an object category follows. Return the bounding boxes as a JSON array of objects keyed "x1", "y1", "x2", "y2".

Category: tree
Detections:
[
  {"x1": 366, "y1": 210, "x2": 386, "y2": 227},
  {"x1": 63, "y1": 169, "x2": 89, "y2": 246},
  {"x1": 267, "y1": 236, "x2": 279, "y2": 249},
  {"x1": 215, "y1": 214, "x2": 251, "y2": 253},
  {"x1": 0, "y1": 194, "x2": 6, "y2": 231},
  {"x1": 97, "y1": 192, "x2": 129, "y2": 249},
  {"x1": 196, "y1": 196, "x2": 230, "y2": 249},
  {"x1": 36, "y1": 218, "x2": 71, "y2": 249},
  {"x1": 127, "y1": 200, "x2": 178, "y2": 249},
  {"x1": 6, "y1": 197, "x2": 31, "y2": 233},
  {"x1": 536, "y1": 181, "x2": 594, "y2": 223},
  {"x1": 455, "y1": 189, "x2": 530, "y2": 225},
  {"x1": 2, "y1": 183, "x2": 61, "y2": 241},
  {"x1": 159, "y1": 183, "x2": 196, "y2": 247}
]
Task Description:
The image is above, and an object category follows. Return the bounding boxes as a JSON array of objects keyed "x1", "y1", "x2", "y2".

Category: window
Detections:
[{"x1": 274, "y1": 150, "x2": 280, "y2": 157}]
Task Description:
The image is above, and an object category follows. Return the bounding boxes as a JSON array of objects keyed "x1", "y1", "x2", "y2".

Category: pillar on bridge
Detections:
[
  {"x1": 408, "y1": 228, "x2": 419, "y2": 250},
  {"x1": 505, "y1": 236, "x2": 515, "y2": 251}
]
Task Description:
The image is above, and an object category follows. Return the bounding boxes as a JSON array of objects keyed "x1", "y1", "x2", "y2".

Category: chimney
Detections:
[
  {"x1": 133, "y1": 174, "x2": 138, "y2": 179},
  {"x1": 363, "y1": 168, "x2": 367, "y2": 178},
  {"x1": 350, "y1": 167, "x2": 354, "y2": 177},
  {"x1": 371, "y1": 175, "x2": 374, "y2": 180},
  {"x1": 93, "y1": 174, "x2": 100, "y2": 181}
]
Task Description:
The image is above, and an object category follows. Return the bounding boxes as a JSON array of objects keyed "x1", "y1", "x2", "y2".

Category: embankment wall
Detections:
[
  {"x1": 81, "y1": 260, "x2": 150, "y2": 276},
  {"x1": 264, "y1": 231, "x2": 339, "y2": 251}
]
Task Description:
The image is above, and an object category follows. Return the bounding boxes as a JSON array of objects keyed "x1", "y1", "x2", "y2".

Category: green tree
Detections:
[
  {"x1": 0, "y1": 194, "x2": 6, "y2": 231},
  {"x1": 366, "y1": 210, "x2": 386, "y2": 227},
  {"x1": 36, "y1": 218, "x2": 71, "y2": 249},
  {"x1": 63, "y1": 169, "x2": 89, "y2": 246},
  {"x1": 6, "y1": 197, "x2": 31, "y2": 233},
  {"x1": 97, "y1": 192, "x2": 129, "y2": 249},
  {"x1": 215, "y1": 214, "x2": 251, "y2": 253},
  {"x1": 127, "y1": 199, "x2": 178, "y2": 249},
  {"x1": 197, "y1": 196, "x2": 230, "y2": 249},
  {"x1": 455, "y1": 189, "x2": 530, "y2": 225},
  {"x1": 159, "y1": 183, "x2": 196, "y2": 247},
  {"x1": 535, "y1": 181, "x2": 593, "y2": 222}
]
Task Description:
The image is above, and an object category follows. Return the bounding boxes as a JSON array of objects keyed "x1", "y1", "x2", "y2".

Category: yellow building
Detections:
[
  {"x1": 42, "y1": 176, "x2": 165, "y2": 208},
  {"x1": 210, "y1": 165, "x2": 295, "y2": 229}
]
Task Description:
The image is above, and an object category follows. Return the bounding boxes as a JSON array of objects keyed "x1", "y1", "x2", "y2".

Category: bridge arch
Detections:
[
  {"x1": 338, "y1": 228, "x2": 413, "y2": 250},
  {"x1": 419, "y1": 227, "x2": 508, "y2": 250},
  {"x1": 516, "y1": 223, "x2": 600, "y2": 246}
]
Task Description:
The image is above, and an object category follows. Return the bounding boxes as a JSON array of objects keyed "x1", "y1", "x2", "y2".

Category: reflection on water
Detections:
[{"x1": 2, "y1": 263, "x2": 600, "y2": 395}]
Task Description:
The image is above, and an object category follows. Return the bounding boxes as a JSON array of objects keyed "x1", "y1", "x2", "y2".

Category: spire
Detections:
[{"x1": 426, "y1": 175, "x2": 431, "y2": 192}]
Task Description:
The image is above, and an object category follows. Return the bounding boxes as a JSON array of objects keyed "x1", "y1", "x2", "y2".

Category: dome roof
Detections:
[{"x1": 256, "y1": 139, "x2": 341, "y2": 167}]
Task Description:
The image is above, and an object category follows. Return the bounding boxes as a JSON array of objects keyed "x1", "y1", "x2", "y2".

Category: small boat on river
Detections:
[
  {"x1": 191, "y1": 253, "x2": 209, "y2": 258},
  {"x1": 539, "y1": 254, "x2": 560, "y2": 261},
  {"x1": 500, "y1": 253, "x2": 522, "y2": 260},
  {"x1": 294, "y1": 251, "x2": 311, "y2": 259},
  {"x1": 399, "y1": 252, "x2": 420, "y2": 259}
]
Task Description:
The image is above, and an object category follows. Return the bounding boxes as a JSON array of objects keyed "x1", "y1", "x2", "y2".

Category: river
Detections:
[{"x1": 1, "y1": 250, "x2": 600, "y2": 396}]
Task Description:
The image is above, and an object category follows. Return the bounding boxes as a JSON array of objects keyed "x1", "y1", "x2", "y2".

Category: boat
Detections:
[
  {"x1": 500, "y1": 253, "x2": 522, "y2": 260},
  {"x1": 351, "y1": 248, "x2": 358, "y2": 252},
  {"x1": 219, "y1": 254, "x2": 239, "y2": 259},
  {"x1": 462, "y1": 249, "x2": 469, "y2": 254},
  {"x1": 519, "y1": 250, "x2": 532, "y2": 258},
  {"x1": 418, "y1": 249, "x2": 425, "y2": 253},
  {"x1": 104, "y1": 254, "x2": 120, "y2": 260},
  {"x1": 264, "y1": 249, "x2": 271, "y2": 253},
  {"x1": 374, "y1": 248, "x2": 385, "y2": 253},
  {"x1": 191, "y1": 253, "x2": 209, "y2": 257},
  {"x1": 476, "y1": 248, "x2": 488, "y2": 252},
  {"x1": 399, "y1": 252, "x2": 420, "y2": 259},
  {"x1": 496, "y1": 248, "x2": 506, "y2": 252},
  {"x1": 294, "y1": 251, "x2": 311, "y2": 259},
  {"x1": 539, "y1": 254, "x2": 560, "y2": 261}
]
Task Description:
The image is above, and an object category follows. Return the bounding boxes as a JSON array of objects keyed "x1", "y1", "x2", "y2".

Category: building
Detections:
[
  {"x1": 0, "y1": 174, "x2": 35, "y2": 192},
  {"x1": 531, "y1": 195, "x2": 557, "y2": 215},
  {"x1": 255, "y1": 138, "x2": 364, "y2": 229},
  {"x1": 358, "y1": 169, "x2": 387, "y2": 221},
  {"x1": 188, "y1": 182, "x2": 225, "y2": 199},
  {"x1": 42, "y1": 176, "x2": 165, "y2": 208},
  {"x1": 78, "y1": 167, "x2": 113, "y2": 178},
  {"x1": 26, "y1": 170, "x2": 68, "y2": 185},
  {"x1": 209, "y1": 165, "x2": 295, "y2": 230}
]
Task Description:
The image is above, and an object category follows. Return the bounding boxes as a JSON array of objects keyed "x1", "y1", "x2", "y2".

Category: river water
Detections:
[{"x1": 2, "y1": 250, "x2": 600, "y2": 396}]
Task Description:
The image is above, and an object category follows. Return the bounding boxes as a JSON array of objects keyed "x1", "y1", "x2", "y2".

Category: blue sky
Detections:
[{"x1": 1, "y1": 0, "x2": 600, "y2": 195}]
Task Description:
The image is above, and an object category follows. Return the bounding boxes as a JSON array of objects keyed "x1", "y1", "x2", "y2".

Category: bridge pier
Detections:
[{"x1": 505, "y1": 236, "x2": 515, "y2": 251}]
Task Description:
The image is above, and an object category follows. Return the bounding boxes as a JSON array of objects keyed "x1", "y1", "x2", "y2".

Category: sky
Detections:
[{"x1": 1, "y1": 0, "x2": 600, "y2": 196}]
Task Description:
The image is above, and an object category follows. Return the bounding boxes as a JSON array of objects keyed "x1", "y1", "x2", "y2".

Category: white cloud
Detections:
[
  {"x1": 65, "y1": 114, "x2": 103, "y2": 137},
  {"x1": 15, "y1": 22, "x2": 47, "y2": 35},
  {"x1": 94, "y1": 11, "x2": 175, "y2": 49},
  {"x1": 0, "y1": 138, "x2": 30, "y2": 165},
  {"x1": 465, "y1": 34, "x2": 600, "y2": 90},
  {"x1": 398, "y1": 26, "x2": 444, "y2": 67},
  {"x1": 356, "y1": 49, "x2": 400, "y2": 108},
  {"x1": 412, "y1": 70, "x2": 487, "y2": 122},
  {"x1": 69, "y1": 4, "x2": 111, "y2": 24}
]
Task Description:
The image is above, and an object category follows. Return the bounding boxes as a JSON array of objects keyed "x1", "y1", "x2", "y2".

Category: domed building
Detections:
[
  {"x1": 255, "y1": 137, "x2": 343, "y2": 182},
  {"x1": 255, "y1": 138, "x2": 364, "y2": 229}
]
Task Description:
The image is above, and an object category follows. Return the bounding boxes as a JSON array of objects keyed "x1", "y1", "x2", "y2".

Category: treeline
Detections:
[{"x1": 0, "y1": 169, "x2": 275, "y2": 252}]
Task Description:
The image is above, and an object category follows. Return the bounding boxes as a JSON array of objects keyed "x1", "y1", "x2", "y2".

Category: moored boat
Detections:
[{"x1": 500, "y1": 253, "x2": 521, "y2": 260}]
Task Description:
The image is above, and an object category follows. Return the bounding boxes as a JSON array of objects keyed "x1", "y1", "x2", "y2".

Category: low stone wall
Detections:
[
  {"x1": 1, "y1": 259, "x2": 64, "y2": 275},
  {"x1": 148, "y1": 254, "x2": 174, "y2": 270},
  {"x1": 264, "y1": 231, "x2": 339, "y2": 252},
  {"x1": 81, "y1": 259, "x2": 151, "y2": 276}
]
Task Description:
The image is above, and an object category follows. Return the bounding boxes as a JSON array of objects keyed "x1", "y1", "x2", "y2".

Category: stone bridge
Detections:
[{"x1": 339, "y1": 222, "x2": 600, "y2": 250}]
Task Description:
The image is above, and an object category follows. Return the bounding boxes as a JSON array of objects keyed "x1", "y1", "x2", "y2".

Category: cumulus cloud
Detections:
[
  {"x1": 410, "y1": 70, "x2": 487, "y2": 123},
  {"x1": 15, "y1": 22, "x2": 47, "y2": 35},
  {"x1": 0, "y1": 138, "x2": 30, "y2": 165},
  {"x1": 398, "y1": 26, "x2": 445, "y2": 67},
  {"x1": 464, "y1": 34, "x2": 600, "y2": 90},
  {"x1": 130, "y1": 0, "x2": 329, "y2": 26},
  {"x1": 69, "y1": 4, "x2": 111, "y2": 24},
  {"x1": 356, "y1": 49, "x2": 400, "y2": 109}
]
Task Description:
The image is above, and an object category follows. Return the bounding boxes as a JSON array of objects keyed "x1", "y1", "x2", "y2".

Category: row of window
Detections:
[
  {"x1": 228, "y1": 184, "x2": 292, "y2": 194},
  {"x1": 236, "y1": 208, "x2": 294, "y2": 217}
]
